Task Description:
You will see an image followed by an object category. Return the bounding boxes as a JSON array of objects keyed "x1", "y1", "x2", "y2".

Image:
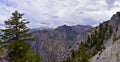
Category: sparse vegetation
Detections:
[{"x1": 64, "y1": 21, "x2": 113, "y2": 62}]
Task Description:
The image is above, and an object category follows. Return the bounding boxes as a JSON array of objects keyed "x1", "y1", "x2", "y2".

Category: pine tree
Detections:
[
  {"x1": 2, "y1": 11, "x2": 32, "y2": 42},
  {"x1": 1, "y1": 11, "x2": 41, "y2": 62}
]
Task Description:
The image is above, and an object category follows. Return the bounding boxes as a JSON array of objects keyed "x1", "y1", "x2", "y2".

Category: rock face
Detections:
[
  {"x1": 30, "y1": 25, "x2": 92, "y2": 62},
  {"x1": 110, "y1": 12, "x2": 120, "y2": 26},
  {"x1": 91, "y1": 39, "x2": 120, "y2": 62},
  {"x1": 91, "y1": 12, "x2": 120, "y2": 62},
  {"x1": 0, "y1": 55, "x2": 11, "y2": 62}
]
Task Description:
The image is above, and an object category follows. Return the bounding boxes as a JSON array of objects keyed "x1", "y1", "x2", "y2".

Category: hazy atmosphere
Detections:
[{"x1": 0, "y1": 0, "x2": 120, "y2": 28}]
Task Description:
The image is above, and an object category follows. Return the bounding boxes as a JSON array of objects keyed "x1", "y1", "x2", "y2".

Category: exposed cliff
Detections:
[{"x1": 91, "y1": 12, "x2": 120, "y2": 62}]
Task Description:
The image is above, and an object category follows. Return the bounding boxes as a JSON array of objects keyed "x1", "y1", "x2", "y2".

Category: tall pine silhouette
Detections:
[
  {"x1": 2, "y1": 11, "x2": 32, "y2": 42},
  {"x1": 1, "y1": 11, "x2": 41, "y2": 62}
]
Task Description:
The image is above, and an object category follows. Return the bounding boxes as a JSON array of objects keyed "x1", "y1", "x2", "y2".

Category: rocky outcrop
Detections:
[
  {"x1": 91, "y1": 39, "x2": 120, "y2": 62},
  {"x1": 91, "y1": 12, "x2": 120, "y2": 62},
  {"x1": 0, "y1": 55, "x2": 11, "y2": 62}
]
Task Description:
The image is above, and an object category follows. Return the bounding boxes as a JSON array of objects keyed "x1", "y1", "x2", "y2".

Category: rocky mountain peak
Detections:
[
  {"x1": 55, "y1": 24, "x2": 92, "y2": 34},
  {"x1": 111, "y1": 12, "x2": 120, "y2": 20},
  {"x1": 110, "y1": 12, "x2": 120, "y2": 26},
  {"x1": 55, "y1": 25, "x2": 71, "y2": 32}
]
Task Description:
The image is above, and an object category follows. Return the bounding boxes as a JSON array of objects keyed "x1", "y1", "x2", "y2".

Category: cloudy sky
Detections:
[{"x1": 0, "y1": 0, "x2": 120, "y2": 28}]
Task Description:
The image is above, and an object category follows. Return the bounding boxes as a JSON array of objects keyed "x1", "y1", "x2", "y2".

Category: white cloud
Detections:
[{"x1": 0, "y1": 0, "x2": 120, "y2": 28}]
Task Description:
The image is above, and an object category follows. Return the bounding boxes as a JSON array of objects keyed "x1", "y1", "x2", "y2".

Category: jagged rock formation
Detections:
[
  {"x1": 91, "y1": 12, "x2": 120, "y2": 62},
  {"x1": 30, "y1": 25, "x2": 92, "y2": 62}
]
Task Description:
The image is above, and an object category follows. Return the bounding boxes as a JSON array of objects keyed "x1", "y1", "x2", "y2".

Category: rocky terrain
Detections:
[
  {"x1": 30, "y1": 25, "x2": 92, "y2": 62},
  {"x1": 0, "y1": 55, "x2": 11, "y2": 62},
  {"x1": 29, "y1": 12, "x2": 120, "y2": 62},
  {"x1": 91, "y1": 12, "x2": 120, "y2": 62}
]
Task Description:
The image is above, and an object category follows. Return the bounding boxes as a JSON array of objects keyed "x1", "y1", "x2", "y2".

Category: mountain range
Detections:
[
  {"x1": 29, "y1": 12, "x2": 120, "y2": 62},
  {"x1": 30, "y1": 24, "x2": 92, "y2": 62}
]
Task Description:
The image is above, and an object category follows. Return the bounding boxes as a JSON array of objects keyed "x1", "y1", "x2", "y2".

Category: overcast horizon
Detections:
[{"x1": 0, "y1": 0, "x2": 120, "y2": 28}]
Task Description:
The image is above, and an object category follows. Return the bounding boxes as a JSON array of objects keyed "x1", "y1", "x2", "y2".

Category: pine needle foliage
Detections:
[{"x1": 1, "y1": 11, "x2": 42, "y2": 62}]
